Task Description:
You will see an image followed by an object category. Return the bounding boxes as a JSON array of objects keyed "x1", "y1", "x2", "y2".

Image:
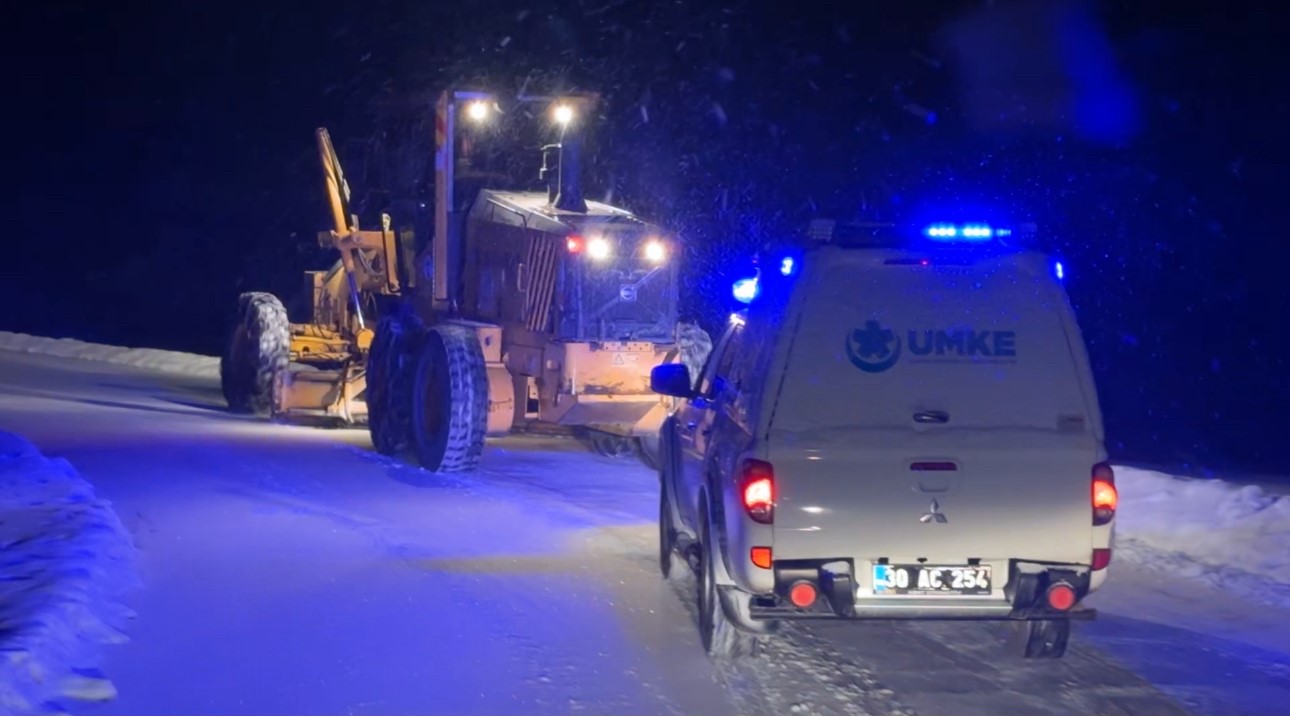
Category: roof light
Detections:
[
  {"x1": 465, "y1": 100, "x2": 490, "y2": 122},
  {"x1": 644, "y1": 239, "x2": 667, "y2": 263},
  {"x1": 587, "y1": 236, "x2": 612, "y2": 260},
  {"x1": 732, "y1": 276, "x2": 759, "y2": 303},
  {"x1": 779, "y1": 256, "x2": 795, "y2": 276},
  {"x1": 923, "y1": 223, "x2": 999, "y2": 242}
]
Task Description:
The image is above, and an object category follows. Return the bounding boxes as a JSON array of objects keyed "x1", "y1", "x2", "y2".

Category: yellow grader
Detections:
[{"x1": 220, "y1": 90, "x2": 683, "y2": 471}]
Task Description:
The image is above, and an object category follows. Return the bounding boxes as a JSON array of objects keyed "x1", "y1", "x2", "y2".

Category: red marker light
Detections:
[{"x1": 566, "y1": 235, "x2": 584, "y2": 253}]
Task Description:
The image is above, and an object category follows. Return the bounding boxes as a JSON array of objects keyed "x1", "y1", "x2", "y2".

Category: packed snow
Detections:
[
  {"x1": 1115, "y1": 466, "x2": 1290, "y2": 608},
  {"x1": 0, "y1": 340, "x2": 1287, "y2": 714},
  {"x1": 0, "y1": 432, "x2": 137, "y2": 714},
  {"x1": 0, "y1": 332, "x2": 217, "y2": 379}
]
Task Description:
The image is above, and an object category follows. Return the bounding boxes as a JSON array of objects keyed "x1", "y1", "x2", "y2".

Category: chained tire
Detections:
[
  {"x1": 697, "y1": 498, "x2": 763, "y2": 660},
  {"x1": 221, "y1": 292, "x2": 290, "y2": 415},
  {"x1": 637, "y1": 436, "x2": 660, "y2": 471},
  {"x1": 367, "y1": 310, "x2": 423, "y2": 455},
  {"x1": 591, "y1": 432, "x2": 636, "y2": 458},
  {"x1": 411, "y1": 325, "x2": 488, "y2": 473}
]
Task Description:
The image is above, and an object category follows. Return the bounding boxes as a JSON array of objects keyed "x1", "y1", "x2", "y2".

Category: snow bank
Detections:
[
  {"x1": 0, "y1": 332, "x2": 218, "y2": 379},
  {"x1": 0, "y1": 432, "x2": 137, "y2": 714},
  {"x1": 1115, "y1": 466, "x2": 1290, "y2": 606}
]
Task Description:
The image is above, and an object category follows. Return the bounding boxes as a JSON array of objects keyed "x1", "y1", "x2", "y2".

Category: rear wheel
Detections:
[
  {"x1": 1014, "y1": 619, "x2": 1070, "y2": 659},
  {"x1": 367, "y1": 311, "x2": 422, "y2": 455},
  {"x1": 411, "y1": 325, "x2": 488, "y2": 473},
  {"x1": 221, "y1": 292, "x2": 289, "y2": 415},
  {"x1": 697, "y1": 500, "x2": 759, "y2": 659}
]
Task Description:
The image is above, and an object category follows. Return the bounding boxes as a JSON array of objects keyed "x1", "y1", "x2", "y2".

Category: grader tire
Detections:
[
  {"x1": 411, "y1": 325, "x2": 488, "y2": 473},
  {"x1": 367, "y1": 311, "x2": 423, "y2": 455},
  {"x1": 636, "y1": 436, "x2": 660, "y2": 471},
  {"x1": 221, "y1": 292, "x2": 290, "y2": 415}
]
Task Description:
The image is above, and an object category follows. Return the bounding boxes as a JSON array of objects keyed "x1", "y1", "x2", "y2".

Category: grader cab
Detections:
[{"x1": 220, "y1": 89, "x2": 684, "y2": 471}]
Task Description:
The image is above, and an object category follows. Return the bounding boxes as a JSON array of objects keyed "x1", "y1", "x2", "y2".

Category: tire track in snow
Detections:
[{"x1": 662, "y1": 566, "x2": 912, "y2": 716}]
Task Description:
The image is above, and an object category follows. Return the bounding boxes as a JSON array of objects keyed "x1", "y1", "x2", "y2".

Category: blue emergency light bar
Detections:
[
  {"x1": 732, "y1": 221, "x2": 1036, "y2": 302},
  {"x1": 923, "y1": 223, "x2": 1009, "y2": 241}
]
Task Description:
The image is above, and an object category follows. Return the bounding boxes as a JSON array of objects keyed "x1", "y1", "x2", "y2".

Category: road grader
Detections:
[{"x1": 220, "y1": 90, "x2": 690, "y2": 471}]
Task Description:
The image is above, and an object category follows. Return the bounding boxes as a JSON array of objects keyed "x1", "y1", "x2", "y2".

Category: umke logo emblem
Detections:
[{"x1": 845, "y1": 320, "x2": 902, "y2": 373}]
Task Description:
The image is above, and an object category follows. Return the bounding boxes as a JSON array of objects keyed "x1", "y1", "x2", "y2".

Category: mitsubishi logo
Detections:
[{"x1": 920, "y1": 499, "x2": 948, "y2": 524}]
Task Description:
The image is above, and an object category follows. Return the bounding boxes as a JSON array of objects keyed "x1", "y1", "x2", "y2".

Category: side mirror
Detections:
[{"x1": 650, "y1": 363, "x2": 694, "y2": 399}]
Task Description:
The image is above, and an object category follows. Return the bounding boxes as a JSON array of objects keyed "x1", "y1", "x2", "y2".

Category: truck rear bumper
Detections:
[
  {"x1": 749, "y1": 598, "x2": 1096, "y2": 622},
  {"x1": 749, "y1": 558, "x2": 1097, "y2": 622}
]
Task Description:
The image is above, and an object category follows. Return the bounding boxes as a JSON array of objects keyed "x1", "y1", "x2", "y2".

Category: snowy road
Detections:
[{"x1": 0, "y1": 349, "x2": 1287, "y2": 715}]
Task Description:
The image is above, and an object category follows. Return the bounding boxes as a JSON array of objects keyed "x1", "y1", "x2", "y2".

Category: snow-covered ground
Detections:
[
  {"x1": 0, "y1": 339, "x2": 1287, "y2": 715},
  {"x1": 1115, "y1": 467, "x2": 1290, "y2": 609},
  {"x1": 0, "y1": 432, "x2": 136, "y2": 713},
  {"x1": 0, "y1": 332, "x2": 218, "y2": 379}
]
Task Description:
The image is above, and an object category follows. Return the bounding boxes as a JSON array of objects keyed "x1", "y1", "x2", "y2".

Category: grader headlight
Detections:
[
  {"x1": 587, "y1": 236, "x2": 613, "y2": 260},
  {"x1": 643, "y1": 239, "x2": 667, "y2": 264}
]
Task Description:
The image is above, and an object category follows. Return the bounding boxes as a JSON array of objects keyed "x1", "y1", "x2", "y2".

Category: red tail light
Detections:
[
  {"x1": 1092, "y1": 462, "x2": 1117, "y2": 526},
  {"x1": 740, "y1": 459, "x2": 775, "y2": 524},
  {"x1": 566, "y1": 235, "x2": 584, "y2": 253},
  {"x1": 750, "y1": 546, "x2": 772, "y2": 569}
]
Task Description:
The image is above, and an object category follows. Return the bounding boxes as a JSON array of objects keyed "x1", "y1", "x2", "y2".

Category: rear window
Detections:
[{"x1": 771, "y1": 253, "x2": 1093, "y2": 433}]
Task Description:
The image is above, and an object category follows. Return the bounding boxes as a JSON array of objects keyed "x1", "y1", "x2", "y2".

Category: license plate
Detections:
[{"x1": 872, "y1": 564, "x2": 992, "y2": 595}]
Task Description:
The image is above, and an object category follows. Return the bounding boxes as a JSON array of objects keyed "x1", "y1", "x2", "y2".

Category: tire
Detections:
[
  {"x1": 367, "y1": 310, "x2": 423, "y2": 455},
  {"x1": 637, "y1": 435, "x2": 660, "y2": 471},
  {"x1": 659, "y1": 481, "x2": 676, "y2": 579},
  {"x1": 587, "y1": 432, "x2": 631, "y2": 458},
  {"x1": 221, "y1": 292, "x2": 290, "y2": 415},
  {"x1": 1015, "y1": 619, "x2": 1071, "y2": 659},
  {"x1": 411, "y1": 325, "x2": 488, "y2": 473},
  {"x1": 697, "y1": 498, "x2": 759, "y2": 659}
]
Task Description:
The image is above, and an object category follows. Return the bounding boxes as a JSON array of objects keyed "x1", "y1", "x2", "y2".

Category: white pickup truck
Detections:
[{"x1": 651, "y1": 222, "x2": 1115, "y2": 659}]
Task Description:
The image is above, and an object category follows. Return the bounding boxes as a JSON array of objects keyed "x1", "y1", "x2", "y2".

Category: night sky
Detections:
[{"x1": 7, "y1": 0, "x2": 1288, "y2": 476}]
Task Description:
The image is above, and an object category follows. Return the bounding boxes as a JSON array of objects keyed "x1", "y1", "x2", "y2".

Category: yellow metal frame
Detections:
[{"x1": 272, "y1": 129, "x2": 401, "y2": 425}]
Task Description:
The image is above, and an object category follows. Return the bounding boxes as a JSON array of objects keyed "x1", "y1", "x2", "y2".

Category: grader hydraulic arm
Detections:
[{"x1": 220, "y1": 128, "x2": 410, "y2": 424}]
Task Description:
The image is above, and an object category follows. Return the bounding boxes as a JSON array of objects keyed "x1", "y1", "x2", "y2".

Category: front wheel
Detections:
[
  {"x1": 659, "y1": 484, "x2": 676, "y2": 579},
  {"x1": 221, "y1": 292, "x2": 290, "y2": 415}
]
